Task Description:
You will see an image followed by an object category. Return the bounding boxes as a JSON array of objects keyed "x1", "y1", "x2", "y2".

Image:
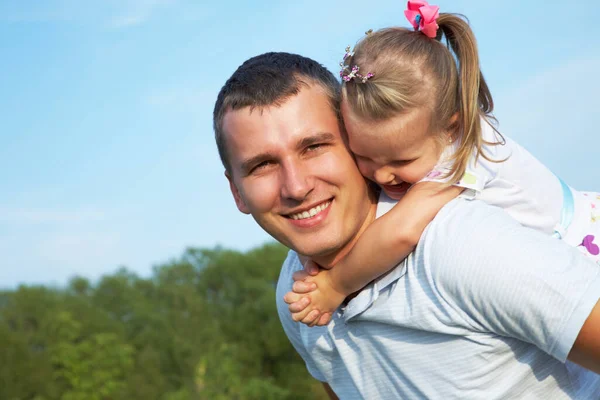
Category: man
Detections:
[{"x1": 213, "y1": 52, "x2": 600, "y2": 398}]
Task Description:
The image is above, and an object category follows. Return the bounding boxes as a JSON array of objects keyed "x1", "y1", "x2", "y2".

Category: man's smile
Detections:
[{"x1": 284, "y1": 199, "x2": 333, "y2": 228}]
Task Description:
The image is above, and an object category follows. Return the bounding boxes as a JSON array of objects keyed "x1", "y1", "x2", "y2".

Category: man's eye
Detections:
[
  {"x1": 251, "y1": 161, "x2": 273, "y2": 173},
  {"x1": 306, "y1": 144, "x2": 324, "y2": 152}
]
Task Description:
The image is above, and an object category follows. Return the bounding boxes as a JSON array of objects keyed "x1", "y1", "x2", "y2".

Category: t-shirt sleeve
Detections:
[
  {"x1": 419, "y1": 163, "x2": 487, "y2": 193},
  {"x1": 419, "y1": 119, "x2": 504, "y2": 193},
  {"x1": 275, "y1": 250, "x2": 327, "y2": 382},
  {"x1": 423, "y1": 199, "x2": 600, "y2": 362}
]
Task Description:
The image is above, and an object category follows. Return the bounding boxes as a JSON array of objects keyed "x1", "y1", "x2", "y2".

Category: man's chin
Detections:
[{"x1": 293, "y1": 241, "x2": 341, "y2": 265}]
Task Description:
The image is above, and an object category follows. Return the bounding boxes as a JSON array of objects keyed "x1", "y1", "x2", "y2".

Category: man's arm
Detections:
[
  {"x1": 323, "y1": 383, "x2": 339, "y2": 400},
  {"x1": 569, "y1": 299, "x2": 600, "y2": 374}
]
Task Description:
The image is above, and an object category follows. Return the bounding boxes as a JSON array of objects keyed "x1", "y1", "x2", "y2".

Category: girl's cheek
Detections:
[
  {"x1": 354, "y1": 159, "x2": 372, "y2": 179},
  {"x1": 395, "y1": 167, "x2": 424, "y2": 184}
]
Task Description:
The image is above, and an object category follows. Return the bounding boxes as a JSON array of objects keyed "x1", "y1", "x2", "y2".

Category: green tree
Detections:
[
  {"x1": 0, "y1": 243, "x2": 327, "y2": 400},
  {"x1": 50, "y1": 311, "x2": 134, "y2": 400}
]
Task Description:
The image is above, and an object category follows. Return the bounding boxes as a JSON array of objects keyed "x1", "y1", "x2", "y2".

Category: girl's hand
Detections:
[
  {"x1": 281, "y1": 258, "x2": 319, "y2": 326},
  {"x1": 298, "y1": 256, "x2": 319, "y2": 276},
  {"x1": 283, "y1": 269, "x2": 319, "y2": 325},
  {"x1": 284, "y1": 268, "x2": 346, "y2": 327}
]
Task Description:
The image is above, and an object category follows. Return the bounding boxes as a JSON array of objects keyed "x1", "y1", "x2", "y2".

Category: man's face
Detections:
[{"x1": 223, "y1": 83, "x2": 373, "y2": 259}]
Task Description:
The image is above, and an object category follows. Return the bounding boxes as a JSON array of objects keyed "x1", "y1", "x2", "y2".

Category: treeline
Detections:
[{"x1": 0, "y1": 243, "x2": 327, "y2": 400}]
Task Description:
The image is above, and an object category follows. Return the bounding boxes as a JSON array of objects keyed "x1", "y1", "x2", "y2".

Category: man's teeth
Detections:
[{"x1": 290, "y1": 201, "x2": 331, "y2": 220}]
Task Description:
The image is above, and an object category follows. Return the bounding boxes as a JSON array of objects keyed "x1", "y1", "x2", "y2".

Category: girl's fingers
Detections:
[
  {"x1": 283, "y1": 291, "x2": 303, "y2": 304},
  {"x1": 301, "y1": 309, "x2": 321, "y2": 326},
  {"x1": 292, "y1": 280, "x2": 317, "y2": 294},
  {"x1": 317, "y1": 313, "x2": 332, "y2": 326},
  {"x1": 308, "y1": 314, "x2": 321, "y2": 327},
  {"x1": 292, "y1": 270, "x2": 309, "y2": 282},
  {"x1": 288, "y1": 297, "x2": 311, "y2": 313},
  {"x1": 298, "y1": 255, "x2": 310, "y2": 267},
  {"x1": 303, "y1": 260, "x2": 320, "y2": 276},
  {"x1": 291, "y1": 307, "x2": 313, "y2": 323}
]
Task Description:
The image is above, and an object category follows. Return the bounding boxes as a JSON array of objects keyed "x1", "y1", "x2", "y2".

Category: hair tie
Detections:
[
  {"x1": 339, "y1": 41, "x2": 375, "y2": 84},
  {"x1": 404, "y1": 0, "x2": 440, "y2": 38}
]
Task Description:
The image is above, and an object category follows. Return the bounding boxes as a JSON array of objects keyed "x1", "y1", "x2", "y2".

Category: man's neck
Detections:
[{"x1": 311, "y1": 188, "x2": 379, "y2": 269}]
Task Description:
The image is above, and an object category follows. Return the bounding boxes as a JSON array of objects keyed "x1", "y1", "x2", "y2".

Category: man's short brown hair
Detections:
[{"x1": 213, "y1": 52, "x2": 341, "y2": 172}]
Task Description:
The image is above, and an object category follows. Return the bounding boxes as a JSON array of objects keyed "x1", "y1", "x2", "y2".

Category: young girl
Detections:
[{"x1": 284, "y1": 0, "x2": 600, "y2": 326}]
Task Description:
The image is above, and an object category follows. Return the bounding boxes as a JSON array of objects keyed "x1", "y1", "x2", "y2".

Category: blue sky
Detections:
[{"x1": 1, "y1": 0, "x2": 598, "y2": 288}]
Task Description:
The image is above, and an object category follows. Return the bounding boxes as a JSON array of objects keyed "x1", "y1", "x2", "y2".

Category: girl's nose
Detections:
[{"x1": 373, "y1": 167, "x2": 395, "y2": 185}]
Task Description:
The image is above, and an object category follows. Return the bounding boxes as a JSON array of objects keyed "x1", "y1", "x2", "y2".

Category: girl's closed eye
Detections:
[{"x1": 391, "y1": 158, "x2": 417, "y2": 166}]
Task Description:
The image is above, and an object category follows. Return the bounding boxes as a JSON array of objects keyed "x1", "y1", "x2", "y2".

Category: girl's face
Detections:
[{"x1": 341, "y1": 100, "x2": 445, "y2": 200}]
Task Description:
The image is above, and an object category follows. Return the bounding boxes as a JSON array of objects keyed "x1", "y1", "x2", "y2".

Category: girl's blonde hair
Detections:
[{"x1": 341, "y1": 14, "x2": 503, "y2": 184}]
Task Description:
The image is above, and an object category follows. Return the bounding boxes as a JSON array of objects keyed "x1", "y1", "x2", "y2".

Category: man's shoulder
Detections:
[
  {"x1": 416, "y1": 198, "x2": 522, "y2": 280},
  {"x1": 416, "y1": 196, "x2": 577, "y2": 305},
  {"x1": 424, "y1": 197, "x2": 519, "y2": 247}
]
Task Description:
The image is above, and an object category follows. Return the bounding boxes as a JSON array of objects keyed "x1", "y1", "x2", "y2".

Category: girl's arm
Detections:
[
  {"x1": 328, "y1": 181, "x2": 464, "y2": 295},
  {"x1": 285, "y1": 181, "x2": 464, "y2": 326}
]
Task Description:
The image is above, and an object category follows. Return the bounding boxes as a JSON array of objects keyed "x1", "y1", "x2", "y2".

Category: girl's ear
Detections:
[
  {"x1": 446, "y1": 112, "x2": 460, "y2": 141},
  {"x1": 226, "y1": 171, "x2": 250, "y2": 214}
]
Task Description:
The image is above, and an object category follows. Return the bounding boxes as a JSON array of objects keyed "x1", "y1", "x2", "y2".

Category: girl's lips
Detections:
[{"x1": 381, "y1": 182, "x2": 412, "y2": 199}]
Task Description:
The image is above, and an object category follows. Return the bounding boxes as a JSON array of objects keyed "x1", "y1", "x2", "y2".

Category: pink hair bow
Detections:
[{"x1": 404, "y1": 0, "x2": 440, "y2": 38}]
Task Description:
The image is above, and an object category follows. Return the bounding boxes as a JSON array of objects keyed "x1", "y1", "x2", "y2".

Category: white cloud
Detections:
[
  {"x1": 0, "y1": 228, "x2": 126, "y2": 287},
  {"x1": 1, "y1": 232, "x2": 131, "y2": 289},
  {"x1": 37, "y1": 231, "x2": 121, "y2": 266},
  {"x1": 108, "y1": 0, "x2": 176, "y2": 28},
  {"x1": 494, "y1": 57, "x2": 600, "y2": 188},
  {"x1": 0, "y1": 0, "x2": 182, "y2": 28},
  {"x1": 0, "y1": 207, "x2": 106, "y2": 224}
]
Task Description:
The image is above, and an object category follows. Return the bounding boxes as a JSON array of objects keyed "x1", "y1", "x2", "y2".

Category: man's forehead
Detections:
[{"x1": 223, "y1": 85, "x2": 338, "y2": 140}]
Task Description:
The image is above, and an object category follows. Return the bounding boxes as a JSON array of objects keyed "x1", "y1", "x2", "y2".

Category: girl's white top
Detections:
[{"x1": 420, "y1": 118, "x2": 591, "y2": 244}]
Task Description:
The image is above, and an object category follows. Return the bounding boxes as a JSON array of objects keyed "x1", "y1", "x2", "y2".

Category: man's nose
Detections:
[
  {"x1": 373, "y1": 167, "x2": 395, "y2": 185},
  {"x1": 280, "y1": 162, "x2": 314, "y2": 201}
]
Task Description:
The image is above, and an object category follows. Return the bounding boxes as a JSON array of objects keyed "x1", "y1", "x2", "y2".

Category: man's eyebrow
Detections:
[{"x1": 296, "y1": 132, "x2": 336, "y2": 150}]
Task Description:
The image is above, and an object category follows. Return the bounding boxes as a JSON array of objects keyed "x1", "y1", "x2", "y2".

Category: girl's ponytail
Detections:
[
  {"x1": 437, "y1": 14, "x2": 499, "y2": 184},
  {"x1": 342, "y1": 8, "x2": 504, "y2": 185}
]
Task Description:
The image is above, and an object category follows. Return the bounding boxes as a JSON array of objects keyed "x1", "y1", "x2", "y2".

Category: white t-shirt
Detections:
[
  {"x1": 276, "y1": 196, "x2": 600, "y2": 399},
  {"x1": 420, "y1": 118, "x2": 590, "y2": 241}
]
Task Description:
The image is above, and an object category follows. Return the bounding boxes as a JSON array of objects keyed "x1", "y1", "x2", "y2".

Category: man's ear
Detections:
[{"x1": 226, "y1": 171, "x2": 250, "y2": 214}]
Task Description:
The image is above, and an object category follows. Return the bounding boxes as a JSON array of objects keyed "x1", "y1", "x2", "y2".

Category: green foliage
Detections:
[
  {"x1": 0, "y1": 242, "x2": 328, "y2": 400},
  {"x1": 49, "y1": 312, "x2": 134, "y2": 400}
]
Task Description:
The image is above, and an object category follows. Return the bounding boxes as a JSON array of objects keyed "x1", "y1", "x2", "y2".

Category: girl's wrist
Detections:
[{"x1": 327, "y1": 268, "x2": 354, "y2": 296}]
